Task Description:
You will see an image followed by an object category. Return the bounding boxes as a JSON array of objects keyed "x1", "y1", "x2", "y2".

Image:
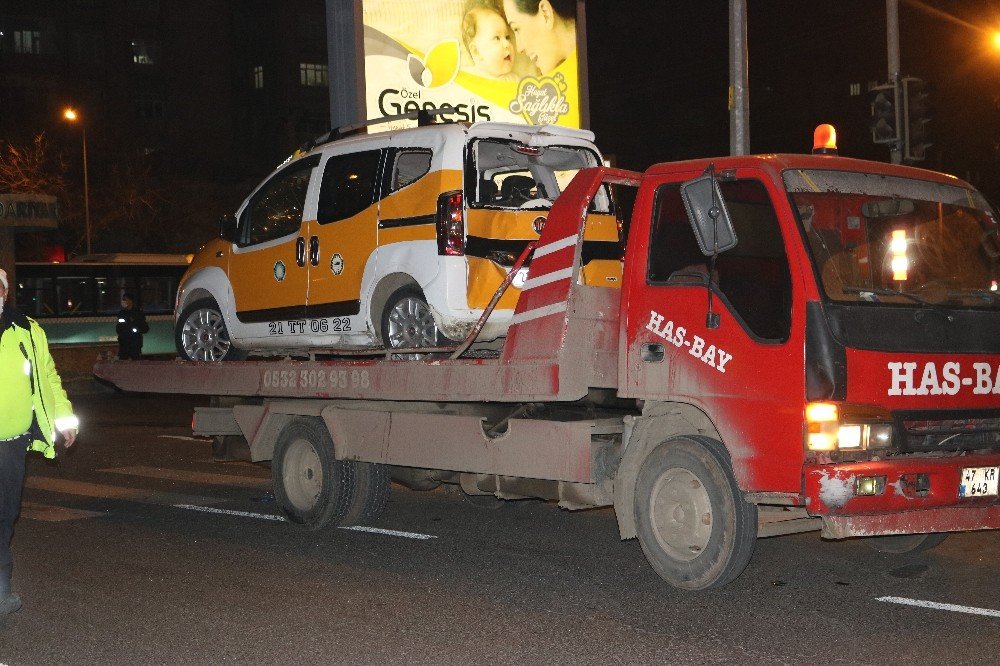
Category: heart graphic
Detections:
[{"x1": 508, "y1": 74, "x2": 570, "y2": 125}]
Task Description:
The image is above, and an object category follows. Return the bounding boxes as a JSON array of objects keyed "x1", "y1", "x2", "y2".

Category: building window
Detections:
[
  {"x1": 136, "y1": 99, "x2": 164, "y2": 120},
  {"x1": 14, "y1": 30, "x2": 42, "y2": 54},
  {"x1": 253, "y1": 65, "x2": 264, "y2": 89},
  {"x1": 849, "y1": 83, "x2": 861, "y2": 96},
  {"x1": 131, "y1": 39, "x2": 160, "y2": 64},
  {"x1": 300, "y1": 63, "x2": 328, "y2": 87}
]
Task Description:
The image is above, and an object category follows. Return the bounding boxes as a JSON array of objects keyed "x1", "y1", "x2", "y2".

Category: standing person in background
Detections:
[
  {"x1": 116, "y1": 292, "x2": 148, "y2": 360},
  {"x1": 0, "y1": 268, "x2": 78, "y2": 618}
]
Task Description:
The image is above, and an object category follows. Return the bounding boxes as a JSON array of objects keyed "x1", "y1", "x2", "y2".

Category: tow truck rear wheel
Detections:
[
  {"x1": 634, "y1": 436, "x2": 757, "y2": 590},
  {"x1": 864, "y1": 532, "x2": 949, "y2": 554},
  {"x1": 272, "y1": 418, "x2": 355, "y2": 530}
]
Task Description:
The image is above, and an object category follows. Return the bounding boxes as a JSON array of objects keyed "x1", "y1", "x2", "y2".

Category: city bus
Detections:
[{"x1": 14, "y1": 254, "x2": 191, "y2": 355}]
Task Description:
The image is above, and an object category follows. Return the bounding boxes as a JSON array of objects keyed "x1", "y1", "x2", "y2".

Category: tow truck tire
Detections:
[
  {"x1": 864, "y1": 532, "x2": 949, "y2": 554},
  {"x1": 634, "y1": 436, "x2": 757, "y2": 591},
  {"x1": 272, "y1": 418, "x2": 355, "y2": 530},
  {"x1": 342, "y1": 462, "x2": 391, "y2": 526},
  {"x1": 175, "y1": 297, "x2": 247, "y2": 362}
]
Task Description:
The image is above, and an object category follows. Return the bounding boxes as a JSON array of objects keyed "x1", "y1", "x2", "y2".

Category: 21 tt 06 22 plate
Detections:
[{"x1": 959, "y1": 466, "x2": 999, "y2": 498}]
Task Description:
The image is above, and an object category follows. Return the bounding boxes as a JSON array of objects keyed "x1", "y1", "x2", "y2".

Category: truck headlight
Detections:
[{"x1": 806, "y1": 402, "x2": 894, "y2": 452}]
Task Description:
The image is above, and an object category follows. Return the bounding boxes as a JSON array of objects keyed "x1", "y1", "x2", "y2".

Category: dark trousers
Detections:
[{"x1": 0, "y1": 437, "x2": 27, "y2": 573}]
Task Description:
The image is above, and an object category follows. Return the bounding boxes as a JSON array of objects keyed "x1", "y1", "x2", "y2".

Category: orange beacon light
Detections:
[{"x1": 813, "y1": 124, "x2": 838, "y2": 155}]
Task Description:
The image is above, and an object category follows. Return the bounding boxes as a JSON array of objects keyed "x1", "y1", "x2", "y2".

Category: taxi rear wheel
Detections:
[
  {"x1": 175, "y1": 297, "x2": 246, "y2": 362},
  {"x1": 380, "y1": 287, "x2": 451, "y2": 359}
]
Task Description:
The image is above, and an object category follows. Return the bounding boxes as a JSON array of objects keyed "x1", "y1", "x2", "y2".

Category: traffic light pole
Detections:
[{"x1": 886, "y1": 0, "x2": 902, "y2": 164}]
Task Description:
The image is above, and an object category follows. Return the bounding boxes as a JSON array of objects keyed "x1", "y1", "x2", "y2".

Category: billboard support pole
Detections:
[
  {"x1": 326, "y1": 0, "x2": 366, "y2": 128},
  {"x1": 728, "y1": 0, "x2": 750, "y2": 156}
]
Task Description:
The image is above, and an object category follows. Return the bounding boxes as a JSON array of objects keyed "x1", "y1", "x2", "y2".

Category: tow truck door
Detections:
[{"x1": 621, "y1": 167, "x2": 806, "y2": 492}]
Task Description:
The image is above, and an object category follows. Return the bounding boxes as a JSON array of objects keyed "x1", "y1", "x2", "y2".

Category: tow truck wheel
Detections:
[
  {"x1": 175, "y1": 297, "x2": 246, "y2": 362},
  {"x1": 341, "y1": 462, "x2": 391, "y2": 526},
  {"x1": 380, "y1": 287, "x2": 451, "y2": 359},
  {"x1": 634, "y1": 436, "x2": 757, "y2": 590},
  {"x1": 272, "y1": 418, "x2": 355, "y2": 530},
  {"x1": 864, "y1": 532, "x2": 949, "y2": 554}
]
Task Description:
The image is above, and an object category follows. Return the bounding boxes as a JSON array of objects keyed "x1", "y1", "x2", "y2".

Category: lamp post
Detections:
[{"x1": 63, "y1": 107, "x2": 91, "y2": 255}]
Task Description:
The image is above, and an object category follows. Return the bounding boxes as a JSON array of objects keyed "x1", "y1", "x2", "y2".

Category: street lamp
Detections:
[{"x1": 62, "y1": 107, "x2": 91, "y2": 256}]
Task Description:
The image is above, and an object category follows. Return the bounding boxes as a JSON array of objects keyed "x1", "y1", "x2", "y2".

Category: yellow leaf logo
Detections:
[{"x1": 408, "y1": 39, "x2": 460, "y2": 88}]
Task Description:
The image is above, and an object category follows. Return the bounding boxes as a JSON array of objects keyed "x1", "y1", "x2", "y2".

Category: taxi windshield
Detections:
[{"x1": 784, "y1": 169, "x2": 1000, "y2": 310}]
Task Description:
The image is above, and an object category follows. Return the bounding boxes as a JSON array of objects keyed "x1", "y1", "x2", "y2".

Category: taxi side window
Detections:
[
  {"x1": 649, "y1": 180, "x2": 792, "y2": 341},
  {"x1": 243, "y1": 158, "x2": 316, "y2": 246},
  {"x1": 318, "y1": 150, "x2": 381, "y2": 224},
  {"x1": 390, "y1": 150, "x2": 432, "y2": 192}
]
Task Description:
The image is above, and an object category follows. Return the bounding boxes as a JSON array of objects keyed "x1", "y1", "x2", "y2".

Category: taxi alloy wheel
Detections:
[
  {"x1": 175, "y1": 297, "x2": 245, "y2": 362},
  {"x1": 381, "y1": 287, "x2": 442, "y2": 360}
]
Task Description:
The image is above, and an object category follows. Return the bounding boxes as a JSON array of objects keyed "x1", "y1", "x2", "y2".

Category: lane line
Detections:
[
  {"x1": 20, "y1": 501, "x2": 106, "y2": 523},
  {"x1": 341, "y1": 526, "x2": 437, "y2": 540},
  {"x1": 157, "y1": 435, "x2": 209, "y2": 442},
  {"x1": 173, "y1": 504, "x2": 437, "y2": 540},
  {"x1": 174, "y1": 504, "x2": 284, "y2": 522},
  {"x1": 877, "y1": 596, "x2": 1000, "y2": 618},
  {"x1": 100, "y1": 465, "x2": 270, "y2": 488}
]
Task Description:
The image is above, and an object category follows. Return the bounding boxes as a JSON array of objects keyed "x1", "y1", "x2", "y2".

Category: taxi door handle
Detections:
[
  {"x1": 309, "y1": 236, "x2": 320, "y2": 266},
  {"x1": 296, "y1": 237, "x2": 306, "y2": 267}
]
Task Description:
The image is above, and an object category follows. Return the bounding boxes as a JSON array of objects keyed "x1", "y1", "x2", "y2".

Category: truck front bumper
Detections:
[{"x1": 803, "y1": 452, "x2": 1000, "y2": 539}]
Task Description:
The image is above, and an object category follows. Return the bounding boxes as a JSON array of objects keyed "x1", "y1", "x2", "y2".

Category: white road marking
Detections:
[
  {"x1": 20, "y1": 501, "x2": 105, "y2": 523},
  {"x1": 341, "y1": 526, "x2": 436, "y2": 540},
  {"x1": 877, "y1": 596, "x2": 1000, "y2": 618},
  {"x1": 157, "y1": 435, "x2": 209, "y2": 442},
  {"x1": 174, "y1": 504, "x2": 284, "y2": 522},
  {"x1": 173, "y1": 504, "x2": 437, "y2": 540},
  {"x1": 100, "y1": 465, "x2": 270, "y2": 488}
]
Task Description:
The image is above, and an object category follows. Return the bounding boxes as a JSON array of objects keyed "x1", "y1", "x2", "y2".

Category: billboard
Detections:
[{"x1": 362, "y1": 0, "x2": 586, "y2": 130}]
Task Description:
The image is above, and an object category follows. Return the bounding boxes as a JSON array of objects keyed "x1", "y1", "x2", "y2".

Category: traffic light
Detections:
[
  {"x1": 868, "y1": 82, "x2": 900, "y2": 145},
  {"x1": 902, "y1": 76, "x2": 932, "y2": 162}
]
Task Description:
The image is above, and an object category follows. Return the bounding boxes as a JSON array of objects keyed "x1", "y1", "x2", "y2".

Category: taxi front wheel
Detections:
[{"x1": 175, "y1": 297, "x2": 247, "y2": 362}]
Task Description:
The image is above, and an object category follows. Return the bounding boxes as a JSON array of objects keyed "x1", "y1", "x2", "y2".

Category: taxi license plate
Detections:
[{"x1": 959, "y1": 466, "x2": 999, "y2": 498}]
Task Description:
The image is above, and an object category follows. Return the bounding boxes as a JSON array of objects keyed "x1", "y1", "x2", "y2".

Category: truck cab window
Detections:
[{"x1": 649, "y1": 179, "x2": 792, "y2": 341}]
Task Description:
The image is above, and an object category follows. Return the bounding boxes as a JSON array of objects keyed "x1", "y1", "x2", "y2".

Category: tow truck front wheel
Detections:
[
  {"x1": 634, "y1": 436, "x2": 757, "y2": 590},
  {"x1": 175, "y1": 297, "x2": 246, "y2": 362}
]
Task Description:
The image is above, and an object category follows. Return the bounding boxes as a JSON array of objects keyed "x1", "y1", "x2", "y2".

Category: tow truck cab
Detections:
[{"x1": 621, "y1": 153, "x2": 1000, "y2": 538}]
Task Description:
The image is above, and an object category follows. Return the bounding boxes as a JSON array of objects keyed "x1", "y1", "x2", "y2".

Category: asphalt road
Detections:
[{"x1": 1, "y1": 391, "x2": 997, "y2": 665}]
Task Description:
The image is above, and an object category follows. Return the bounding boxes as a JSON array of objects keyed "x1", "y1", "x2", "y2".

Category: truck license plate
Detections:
[{"x1": 959, "y1": 466, "x2": 999, "y2": 497}]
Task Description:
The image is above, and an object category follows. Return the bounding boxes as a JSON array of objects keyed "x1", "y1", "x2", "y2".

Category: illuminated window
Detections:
[
  {"x1": 253, "y1": 65, "x2": 263, "y2": 89},
  {"x1": 14, "y1": 30, "x2": 41, "y2": 54},
  {"x1": 300, "y1": 63, "x2": 328, "y2": 87},
  {"x1": 131, "y1": 39, "x2": 160, "y2": 64}
]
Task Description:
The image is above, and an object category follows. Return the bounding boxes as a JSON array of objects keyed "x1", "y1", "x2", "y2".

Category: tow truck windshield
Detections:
[{"x1": 784, "y1": 169, "x2": 1000, "y2": 311}]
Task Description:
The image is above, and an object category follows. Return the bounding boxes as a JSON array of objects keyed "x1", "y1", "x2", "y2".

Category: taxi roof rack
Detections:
[{"x1": 296, "y1": 107, "x2": 457, "y2": 155}]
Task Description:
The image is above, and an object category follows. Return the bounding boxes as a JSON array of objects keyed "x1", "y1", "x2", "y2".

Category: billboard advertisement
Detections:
[{"x1": 362, "y1": 0, "x2": 586, "y2": 130}]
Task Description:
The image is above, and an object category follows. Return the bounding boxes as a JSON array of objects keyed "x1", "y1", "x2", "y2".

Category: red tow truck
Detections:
[{"x1": 96, "y1": 149, "x2": 1000, "y2": 590}]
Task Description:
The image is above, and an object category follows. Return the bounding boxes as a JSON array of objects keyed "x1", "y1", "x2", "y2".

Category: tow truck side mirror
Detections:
[
  {"x1": 219, "y1": 213, "x2": 239, "y2": 242},
  {"x1": 680, "y1": 174, "x2": 738, "y2": 256}
]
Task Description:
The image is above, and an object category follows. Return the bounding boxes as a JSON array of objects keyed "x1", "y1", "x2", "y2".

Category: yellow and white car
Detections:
[{"x1": 174, "y1": 120, "x2": 620, "y2": 361}]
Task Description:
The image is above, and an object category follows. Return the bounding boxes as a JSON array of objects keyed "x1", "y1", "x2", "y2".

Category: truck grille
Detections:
[{"x1": 897, "y1": 413, "x2": 1000, "y2": 453}]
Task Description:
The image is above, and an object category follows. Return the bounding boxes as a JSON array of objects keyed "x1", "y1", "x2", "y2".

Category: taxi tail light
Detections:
[
  {"x1": 805, "y1": 402, "x2": 894, "y2": 452},
  {"x1": 436, "y1": 190, "x2": 465, "y2": 256}
]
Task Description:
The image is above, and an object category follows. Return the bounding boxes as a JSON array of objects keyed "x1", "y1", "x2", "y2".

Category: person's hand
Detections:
[{"x1": 60, "y1": 429, "x2": 77, "y2": 448}]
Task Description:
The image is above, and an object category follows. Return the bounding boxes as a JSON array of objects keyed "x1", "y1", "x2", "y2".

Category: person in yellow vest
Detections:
[{"x1": 0, "y1": 268, "x2": 78, "y2": 618}]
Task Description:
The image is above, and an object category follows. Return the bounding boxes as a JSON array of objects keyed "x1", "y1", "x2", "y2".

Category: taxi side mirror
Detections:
[
  {"x1": 219, "y1": 213, "x2": 239, "y2": 242},
  {"x1": 680, "y1": 173, "x2": 737, "y2": 256}
]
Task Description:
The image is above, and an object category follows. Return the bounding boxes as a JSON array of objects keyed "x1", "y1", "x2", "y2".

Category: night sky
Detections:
[{"x1": 586, "y1": 0, "x2": 1000, "y2": 201}]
